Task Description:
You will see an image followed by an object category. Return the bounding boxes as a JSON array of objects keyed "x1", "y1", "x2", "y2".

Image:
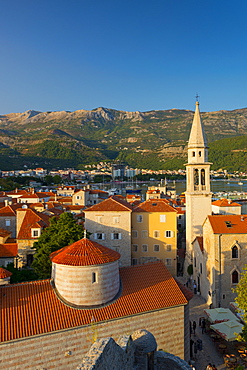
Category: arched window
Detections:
[
  {"x1": 192, "y1": 151, "x2": 195, "y2": 157},
  {"x1": 199, "y1": 151, "x2": 201, "y2": 157},
  {"x1": 194, "y1": 169, "x2": 199, "y2": 185},
  {"x1": 232, "y1": 245, "x2": 238, "y2": 259},
  {"x1": 232, "y1": 270, "x2": 239, "y2": 284},
  {"x1": 201, "y1": 169, "x2": 205, "y2": 186}
]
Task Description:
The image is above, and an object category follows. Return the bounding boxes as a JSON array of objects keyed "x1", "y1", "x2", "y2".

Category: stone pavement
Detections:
[{"x1": 177, "y1": 277, "x2": 227, "y2": 370}]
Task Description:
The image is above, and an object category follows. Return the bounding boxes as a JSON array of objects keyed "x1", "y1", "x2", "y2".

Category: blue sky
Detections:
[{"x1": 1, "y1": 0, "x2": 247, "y2": 114}]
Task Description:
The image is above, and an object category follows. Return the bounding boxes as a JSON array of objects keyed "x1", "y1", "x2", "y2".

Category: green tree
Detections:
[
  {"x1": 4, "y1": 263, "x2": 38, "y2": 283},
  {"x1": 235, "y1": 266, "x2": 247, "y2": 341},
  {"x1": 31, "y1": 212, "x2": 84, "y2": 279}
]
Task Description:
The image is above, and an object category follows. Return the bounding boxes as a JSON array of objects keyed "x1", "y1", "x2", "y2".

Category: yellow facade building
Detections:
[{"x1": 131, "y1": 199, "x2": 177, "y2": 276}]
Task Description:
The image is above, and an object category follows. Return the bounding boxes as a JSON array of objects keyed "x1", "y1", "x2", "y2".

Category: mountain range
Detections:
[{"x1": 1, "y1": 106, "x2": 247, "y2": 171}]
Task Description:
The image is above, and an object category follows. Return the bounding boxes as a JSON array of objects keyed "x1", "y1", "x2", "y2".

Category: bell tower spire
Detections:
[{"x1": 185, "y1": 100, "x2": 212, "y2": 270}]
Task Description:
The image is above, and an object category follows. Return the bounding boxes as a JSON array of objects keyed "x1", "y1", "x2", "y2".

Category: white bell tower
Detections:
[{"x1": 185, "y1": 100, "x2": 212, "y2": 267}]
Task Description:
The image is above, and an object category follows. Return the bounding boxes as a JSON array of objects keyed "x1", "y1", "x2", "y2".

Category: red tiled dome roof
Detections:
[
  {"x1": 0, "y1": 268, "x2": 12, "y2": 279},
  {"x1": 50, "y1": 238, "x2": 121, "y2": 266}
]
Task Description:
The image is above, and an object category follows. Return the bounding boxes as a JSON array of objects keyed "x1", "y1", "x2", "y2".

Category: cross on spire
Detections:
[{"x1": 195, "y1": 93, "x2": 200, "y2": 102}]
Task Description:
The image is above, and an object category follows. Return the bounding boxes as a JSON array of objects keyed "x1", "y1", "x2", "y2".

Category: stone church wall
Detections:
[{"x1": 0, "y1": 305, "x2": 188, "y2": 369}]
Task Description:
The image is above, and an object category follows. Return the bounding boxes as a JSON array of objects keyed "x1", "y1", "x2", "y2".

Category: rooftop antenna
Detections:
[{"x1": 195, "y1": 93, "x2": 200, "y2": 102}]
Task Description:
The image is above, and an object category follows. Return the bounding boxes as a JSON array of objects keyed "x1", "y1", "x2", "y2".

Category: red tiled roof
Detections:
[
  {"x1": 17, "y1": 209, "x2": 50, "y2": 239},
  {"x1": 208, "y1": 215, "x2": 247, "y2": 234},
  {"x1": 0, "y1": 228, "x2": 11, "y2": 238},
  {"x1": 0, "y1": 243, "x2": 18, "y2": 257},
  {"x1": 7, "y1": 190, "x2": 29, "y2": 196},
  {"x1": 19, "y1": 193, "x2": 39, "y2": 199},
  {"x1": 0, "y1": 268, "x2": 12, "y2": 279},
  {"x1": 176, "y1": 208, "x2": 185, "y2": 214},
  {"x1": 133, "y1": 199, "x2": 177, "y2": 213},
  {"x1": 65, "y1": 205, "x2": 84, "y2": 210},
  {"x1": 0, "y1": 262, "x2": 190, "y2": 342},
  {"x1": 147, "y1": 189, "x2": 161, "y2": 194},
  {"x1": 84, "y1": 196, "x2": 132, "y2": 212},
  {"x1": 50, "y1": 238, "x2": 120, "y2": 266},
  {"x1": 89, "y1": 189, "x2": 108, "y2": 195},
  {"x1": 0, "y1": 205, "x2": 17, "y2": 217},
  {"x1": 212, "y1": 198, "x2": 241, "y2": 207}
]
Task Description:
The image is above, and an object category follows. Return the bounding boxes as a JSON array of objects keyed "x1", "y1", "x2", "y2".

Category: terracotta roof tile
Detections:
[
  {"x1": 50, "y1": 238, "x2": 120, "y2": 266},
  {"x1": 147, "y1": 189, "x2": 161, "y2": 194},
  {"x1": 0, "y1": 262, "x2": 189, "y2": 342},
  {"x1": 0, "y1": 243, "x2": 18, "y2": 257},
  {"x1": 89, "y1": 189, "x2": 108, "y2": 195},
  {"x1": 0, "y1": 228, "x2": 11, "y2": 238},
  {"x1": 17, "y1": 209, "x2": 50, "y2": 239},
  {"x1": 212, "y1": 198, "x2": 241, "y2": 207},
  {"x1": 19, "y1": 193, "x2": 40, "y2": 199},
  {"x1": 0, "y1": 205, "x2": 17, "y2": 217},
  {"x1": 133, "y1": 199, "x2": 177, "y2": 213},
  {"x1": 0, "y1": 268, "x2": 12, "y2": 279},
  {"x1": 208, "y1": 215, "x2": 247, "y2": 234},
  {"x1": 84, "y1": 196, "x2": 132, "y2": 212}
]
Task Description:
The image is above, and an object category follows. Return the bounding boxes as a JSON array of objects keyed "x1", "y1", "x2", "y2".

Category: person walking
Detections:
[{"x1": 193, "y1": 282, "x2": 197, "y2": 294}]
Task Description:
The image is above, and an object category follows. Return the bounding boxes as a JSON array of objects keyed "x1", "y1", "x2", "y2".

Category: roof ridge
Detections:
[{"x1": 110, "y1": 195, "x2": 132, "y2": 210}]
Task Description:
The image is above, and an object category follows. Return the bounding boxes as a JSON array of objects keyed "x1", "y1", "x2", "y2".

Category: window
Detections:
[
  {"x1": 32, "y1": 229, "x2": 40, "y2": 238},
  {"x1": 5, "y1": 219, "x2": 10, "y2": 227},
  {"x1": 232, "y1": 270, "x2": 239, "y2": 284},
  {"x1": 160, "y1": 215, "x2": 166, "y2": 223},
  {"x1": 165, "y1": 230, "x2": 173, "y2": 238},
  {"x1": 27, "y1": 254, "x2": 34, "y2": 267},
  {"x1": 192, "y1": 151, "x2": 195, "y2": 157},
  {"x1": 137, "y1": 215, "x2": 143, "y2": 223},
  {"x1": 194, "y1": 169, "x2": 199, "y2": 186},
  {"x1": 76, "y1": 195, "x2": 81, "y2": 200},
  {"x1": 141, "y1": 230, "x2": 148, "y2": 238},
  {"x1": 232, "y1": 246, "x2": 238, "y2": 259},
  {"x1": 201, "y1": 169, "x2": 205, "y2": 185},
  {"x1": 92, "y1": 272, "x2": 97, "y2": 284},
  {"x1": 199, "y1": 151, "x2": 201, "y2": 157},
  {"x1": 96, "y1": 215, "x2": 103, "y2": 223},
  {"x1": 153, "y1": 230, "x2": 160, "y2": 238},
  {"x1": 132, "y1": 244, "x2": 138, "y2": 252},
  {"x1": 165, "y1": 258, "x2": 172, "y2": 266},
  {"x1": 94, "y1": 232, "x2": 105, "y2": 240},
  {"x1": 178, "y1": 215, "x2": 182, "y2": 219},
  {"x1": 194, "y1": 257, "x2": 196, "y2": 267},
  {"x1": 111, "y1": 232, "x2": 122, "y2": 240},
  {"x1": 132, "y1": 230, "x2": 138, "y2": 238},
  {"x1": 200, "y1": 263, "x2": 202, "y2": 274},
  {"x1": 154, "y1": 244, "x2": 160, "y2": 252},
  {"x1": 132, "y1": 258, "x2": 138, "y2": 265},
  {"x1": 142, "y1": 244, "x2": 148, "y2": 252},
  {"x1": 113, "y1": 216, "x2": 120, "y2": 224},
  {"x1": 166, "y1": 244, "x2": 172, "y2": 252}
]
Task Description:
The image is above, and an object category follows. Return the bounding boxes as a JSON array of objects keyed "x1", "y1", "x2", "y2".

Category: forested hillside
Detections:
[{"x1": 0, "y1": 106, "x2": 247, "y2": 170}]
